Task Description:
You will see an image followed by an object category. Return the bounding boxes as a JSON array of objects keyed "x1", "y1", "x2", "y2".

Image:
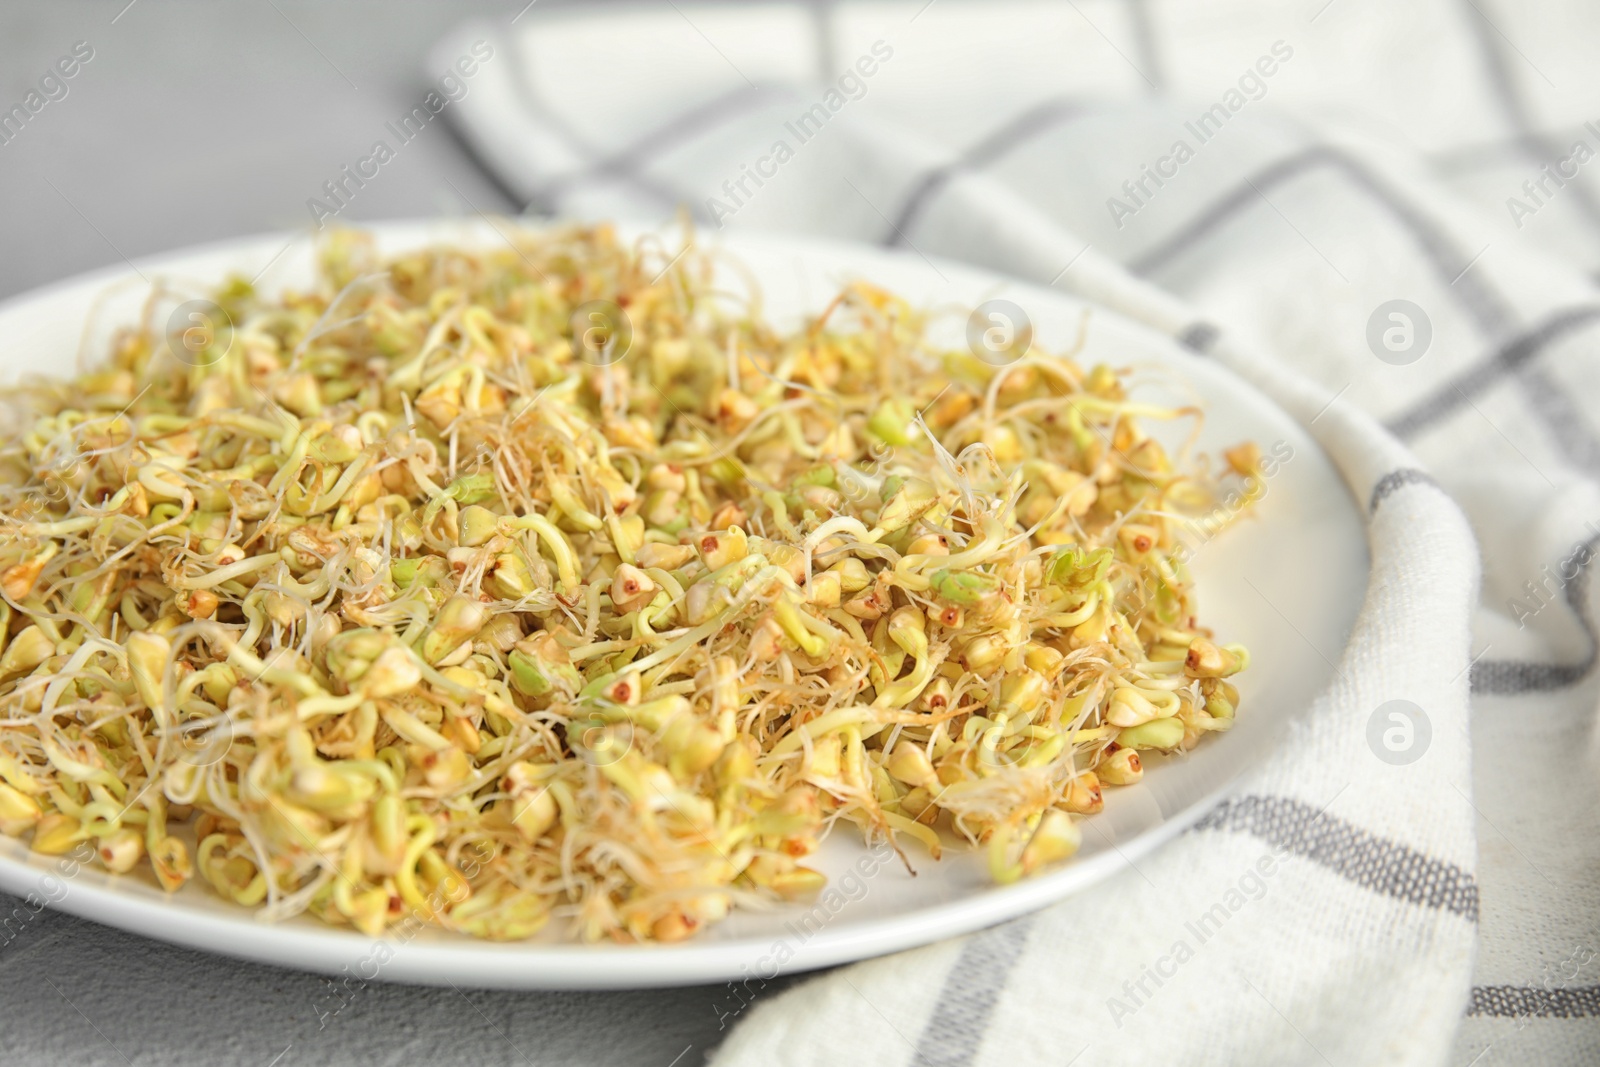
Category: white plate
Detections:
[{"x1": 0, "y1": 222, "x2": 1367, "y2": 989}]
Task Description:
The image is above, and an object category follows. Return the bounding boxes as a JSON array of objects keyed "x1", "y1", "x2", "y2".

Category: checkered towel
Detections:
[{"x1": 437, "y1": 2, "x2": 1600, "y2": 1063}]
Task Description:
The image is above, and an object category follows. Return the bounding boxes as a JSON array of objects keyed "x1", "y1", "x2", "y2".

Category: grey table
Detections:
[{"x1": 0, "y1": 3, "x2": 795, "y2": 1064}]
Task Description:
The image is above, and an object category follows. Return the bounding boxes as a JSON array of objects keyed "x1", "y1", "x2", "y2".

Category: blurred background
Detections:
[
  {"x1": 5, "y1": 0, "x2": 1592, "y2": 304},
  {"x1": 0, "y1": 1, "x2": 536, "y2": 300}
]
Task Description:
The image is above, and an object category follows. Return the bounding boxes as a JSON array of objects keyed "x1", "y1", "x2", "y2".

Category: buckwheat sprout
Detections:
[{"x1": 0, "y1": 224, "x2": 1258, "y2": 939}]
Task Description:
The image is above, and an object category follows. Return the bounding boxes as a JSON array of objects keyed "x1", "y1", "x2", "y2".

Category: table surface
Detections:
[{"x1": 0, "y1": 3, "x2": 799, "y2": 1064}]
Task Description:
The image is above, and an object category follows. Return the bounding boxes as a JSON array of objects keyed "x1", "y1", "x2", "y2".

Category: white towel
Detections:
[{"x1": 435, "y1": 2, "x2": 1600, "y2": 1063}]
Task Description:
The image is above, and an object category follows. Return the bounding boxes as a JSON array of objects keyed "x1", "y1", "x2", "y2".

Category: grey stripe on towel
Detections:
[
  {"x1": 1193, "y1": 794, "x2": 1480, "y2": 920},
  {"x1": 1470, "y1": 984, "x2": 1600, "y2": 1018},
  {"x1": 909, "y1": 916, "x2": 1038, "y2": 1067},
  {"x1": 1369, "y1": 468, "x2": 1443, "y2": 514}
]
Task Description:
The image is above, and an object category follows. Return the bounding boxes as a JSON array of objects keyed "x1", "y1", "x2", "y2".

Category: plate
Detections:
[{"x1": 0, "y1": 221, "x2": 1367, "y2": 989}]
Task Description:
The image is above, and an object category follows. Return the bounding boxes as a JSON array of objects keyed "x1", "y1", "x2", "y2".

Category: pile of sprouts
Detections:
[{"x1": 0, "y1": 225, "x2": 1253, "y2": 943}]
